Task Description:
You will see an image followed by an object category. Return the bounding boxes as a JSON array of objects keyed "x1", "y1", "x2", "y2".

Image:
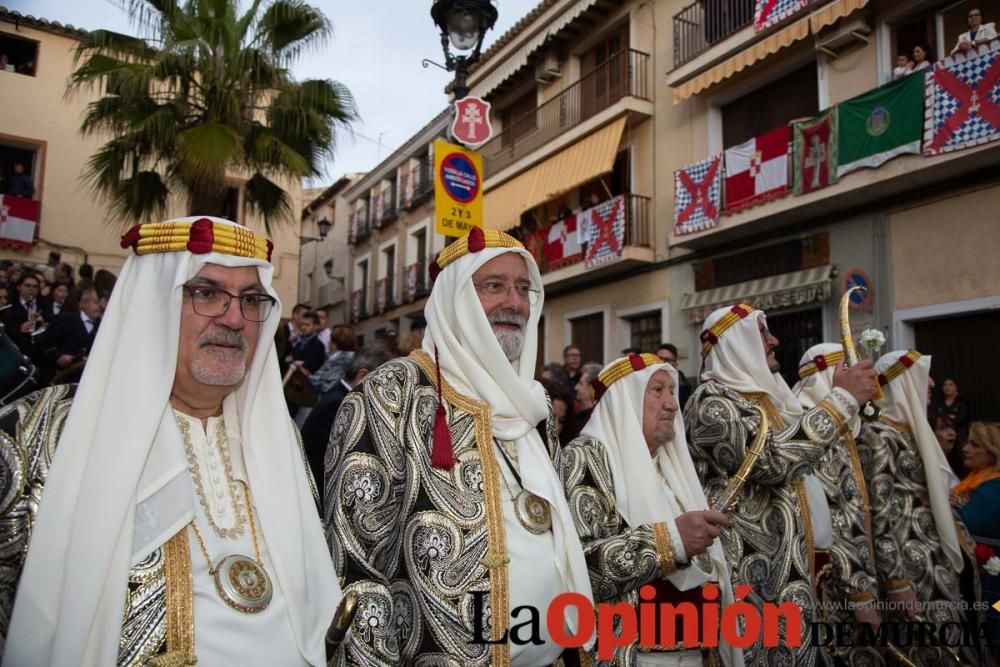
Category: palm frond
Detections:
[
  {"x1": 257, "y1": 0, "x2": 330, "y2": 59},
  {"x1": 243, "y1": 171, "x2": 293, "y2": 233}
]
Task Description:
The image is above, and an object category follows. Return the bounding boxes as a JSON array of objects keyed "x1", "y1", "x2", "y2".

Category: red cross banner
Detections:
[
  {"x1": 724, "y1": 125, "x2": 790, "y2": 213},
  {"x1": 584, "y1": 195, "x2": 626, "y2": 268},
  {"x1": 673, "y1": 156, "x2": 722, "y2": 236},
  {"x1": 0, "y1": 194, "x2": 40, "y2": 249},
  {"x1": 924, "y1": 39, "x2": 1000, "y2": 156},
  {"x1": 754, "y1": 0, "x2": 810, "y2": 31},
  {"x1": 792, "y1": 109, "x2": 838, "y2": 195}
]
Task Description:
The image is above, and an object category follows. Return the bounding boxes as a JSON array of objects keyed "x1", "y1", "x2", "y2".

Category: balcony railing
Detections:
[
  {"x1": 481, "y1": 49, "x2": 650, "y2": 176},
  {"x1": 673, "y1": 0, "x2": 754, "y2": 67},
  {"x1": 520, "y1": 193, "x2": 651, "y2": 275},
  {"x1": 351, "y1": 289, "x2": 367, "y2": 322},
  {"x1": 404, "y1": 261, "x2": 429, "y2": 303}
]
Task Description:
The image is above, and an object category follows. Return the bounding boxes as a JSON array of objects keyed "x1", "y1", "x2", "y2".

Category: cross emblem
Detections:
[
  {"x1": 461, "y1": 105, "x2": 483, "y2": 140},
  {"x1": 969, "y1": 91, "x2": 981, "y2": 115},
  {"x1": 676, "y1": 158, "x2": 721, "y2": 225},
  {"x1": 749, "y1": 150, "x2": 763, "y2": 178},
  {"x1": 928, "y1": 59, "x2": 1000, "y2": 152},
  {"x1": 804, "y1": 135, "x2": 827, "y2": 190},
  {"x1": 586, "y1": 198, "x2": 623, "y2": 262}
]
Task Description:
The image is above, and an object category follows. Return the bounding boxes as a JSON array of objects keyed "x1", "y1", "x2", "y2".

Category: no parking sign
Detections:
[
  {"x1": 434, "y1": 139, "x2": 483, "y2": 236},
  {"x1": 840, "y1": 268, "x2": 874, "y2": 310}
]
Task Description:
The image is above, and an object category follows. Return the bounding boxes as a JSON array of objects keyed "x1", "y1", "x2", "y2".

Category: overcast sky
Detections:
[{"x1": 7, "y1": 0, "x2": 540, "y2": 186}]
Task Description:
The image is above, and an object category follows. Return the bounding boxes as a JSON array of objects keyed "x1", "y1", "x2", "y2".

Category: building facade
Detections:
[{"x1": 0, "y1": 9, "x2": 303, "y2": 307}]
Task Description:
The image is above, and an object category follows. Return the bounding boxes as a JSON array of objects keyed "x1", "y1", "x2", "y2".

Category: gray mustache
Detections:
[
  {"x1": 488, "y1": 311, "x2": 527, "y2": 327},
  {"x1": 199, "y1": 328, "x2": 247, "y2": 350}
]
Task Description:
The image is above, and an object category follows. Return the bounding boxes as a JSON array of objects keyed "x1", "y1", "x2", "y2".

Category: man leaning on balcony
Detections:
[{"x1": 952, "y1": 7, "x2": 997, "y2": 55}]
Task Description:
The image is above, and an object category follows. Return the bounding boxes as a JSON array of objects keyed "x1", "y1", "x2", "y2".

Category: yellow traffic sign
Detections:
[{"x1": 434, "y1": 139, "x2": 483, "y2": 236}]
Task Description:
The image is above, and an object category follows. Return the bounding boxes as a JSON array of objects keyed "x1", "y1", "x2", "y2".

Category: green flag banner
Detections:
[{"x1": 837, "y1": 72, "x2": 925, "y2": 178}]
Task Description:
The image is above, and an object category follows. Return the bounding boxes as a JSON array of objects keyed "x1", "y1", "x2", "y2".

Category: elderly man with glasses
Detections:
[
  {"x1": 1, "y1": 216, "x2": 341, "y2": 665},
  {"x1": 952, "y1": 8, "x2": 997, "y2": 54},
  {"x1": 325, "y1": 227, "x2": 597, "y2": 665}
]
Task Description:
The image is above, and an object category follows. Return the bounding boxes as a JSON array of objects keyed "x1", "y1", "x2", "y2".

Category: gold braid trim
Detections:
[
  {"x1": 797, "y1": 350, "x2": 846, "y2": 379},
  {"x1": 651, "y1": 521, "x2": 678, "y2": 577},
  {"x1": 595, "y1": 354, "x2": 663, "y2": 392},
  {"x1": 410, "y1": 349, "x2": 511, "y2": 666},
  {"x1": 877, "y1": 350, "x2": 922, "y2": 386},
  {"x1": 737, "y1": 392, "x2": 786, "y2": 429},
  {"x1": 155, "y1": 528, "x2": 197, "y2": 666},
  {"x1": 433, "y1": 229, "x2": 523, "y2": 273},
  {"x1": 700, "y1": 304, "x2": 755, "y2": 358}
]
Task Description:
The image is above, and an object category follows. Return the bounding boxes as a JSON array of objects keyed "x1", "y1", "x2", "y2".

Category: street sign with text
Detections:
[{"x1": 434, "y1": 139, "x2": 483, "y2": 236}]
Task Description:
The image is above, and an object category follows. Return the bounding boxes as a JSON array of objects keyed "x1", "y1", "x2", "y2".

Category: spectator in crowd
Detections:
[
  {"x1": 0, "y1": 264, "x2": 9, "y2": 289},
  {"x1": 0, "y1": 53, "x2": 13, "y2": 72},
  {"x1": 563, "y1": 344, "x2": 583, "y2": 391},
  {"x1": 93, "y1": 269, "x2": 117, "y2": 300},
  {"x1": 540, "y1": 377, "x2": 577, "y2": 446},
  {"x1": 0, "y1": 285, "x2": 8, "y2": 309},
  {"x1": 77, "y1": 263, "x2": 95, "y2": 290},
  {"x1": 311, "y1": 324, "x2": 357, "y2": 398},
  {"x1": 656, "y1": 342, "x2": 694, "y2": 408},
  {"x1": 286, "y1": 303, "x2": 309, "y2": 344},
  {"x1": 540, "y1": 361, "x2": 572, "y2": 392},
  {"x1": 45, "y1": 283, "x2": 69, "y2": 316},
  {"x1": 913, "y1": 44, "x2": 933, "y2": 71},
  {"x1": 935, "y1": 414, "x2": 969, "y2": 480},
  {"x1": 6, "y1": 163, "x2": 34, "y2": 199},
  {"x1": 314, "y1": 308, "x2": 331, "y2": 350},
  {"x1": 378, "y1": 326, "x2": 399, "y2": 355},
  {"x1": 2, "y1": 273, "x2": 48, "y2": 353},
  {"x1": 398, "y1": 323, "x2": 425, "y2": 355},
  {"x1": 288, "y1": 311, "x2": 326, "y2": 374},
  {"x1": 54, "y1": 262, "x2": 75, "y2": 289},
  {"x1": 951, "y1": 421, "x2": 1000, "y2": 539},
  {"x1": 44, "y1": 287, "x2": 102, "y2": 382},
  {"x1": 620, "y1": 346, "x2": 640, "y2": 355},
  {"x1": 301, "y1": 345, "x2": 394, "y2": 493},
  {"x1": 931, "y1": 376, "x2": 971, "y2": 442},
  {"x1": 892, "y1": 52, "x2": 914, "y2": 79},
  {"x1": 574, "y1": 361, "x2": 602, "y2": 428},
  {"x1": 952, "y1": 8, "x2": 997, "y2": 55}
]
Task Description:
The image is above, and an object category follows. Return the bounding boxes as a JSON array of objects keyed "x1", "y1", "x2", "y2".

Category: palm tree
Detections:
[{"x1": 69, "y1": 0, "x2": 357, "y2": 232}]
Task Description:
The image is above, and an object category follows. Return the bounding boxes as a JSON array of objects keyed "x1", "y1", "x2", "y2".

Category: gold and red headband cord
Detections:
[
  {"x1": 120, "y1": 218, "x2": 273, "y2": 262},
  {"x1": 428, "y1": 227, "x2": 523, "y2": 280},
  {"x1": 797, "y1": 349, "x2": 846, "y2": 380},
  {"x1": 699, "y1": 304, "x2": 756, "y2": 359},
  {"x1": 877, "y1": 350, "x2": 922, "y2": 388},
  {"x1": 593, "y1": 353, "x2": 663, "y2": 402}
]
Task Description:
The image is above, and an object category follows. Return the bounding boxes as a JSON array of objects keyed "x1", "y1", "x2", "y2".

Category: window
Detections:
[
  {"x1": 891, "y1": 10, "x2": 937, "y2": 65},
  {"x1": 765, "y1": 307, "x2": 823, "y2": 388},
  {"x1": 501, "y1": 90, "x2": 538, "y2": 146},
  {"x1": 0, "y1": 142, "x2": 39, "y2": 200},
  {"x1": 0, "y1": 33, "x2": 38, "y2": 76},
  {"x1": 628, "y1": 312, "x2": 661, "y2": 354},
  {"x1": 413, "y1": 228, "x2": 428, "y2": 294},
  {"x1": 570, "y1": 312, "x2": 604, "y2": 365},
  {"x1": 721, "y1": 62, "x2": 818, "y2": 148},
  {"x1": 382, "y1": 245, "x2": 396, "y2": 307},
  {"x1": 582, "y1": 24, "x2": 629, "y2": 119}
]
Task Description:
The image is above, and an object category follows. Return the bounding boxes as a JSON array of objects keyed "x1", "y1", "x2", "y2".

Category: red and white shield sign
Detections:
[{"x1": 451, "y1": 97, "x2": 493, "y2": 148}]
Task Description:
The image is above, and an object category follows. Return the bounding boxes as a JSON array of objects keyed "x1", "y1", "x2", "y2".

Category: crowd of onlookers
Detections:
[
  {"x1": 892, "y1": 7, "x2": 996, "y2": 80},
  {"x1": 0, "y1": 254, "x2": 116, "y2": 398}
]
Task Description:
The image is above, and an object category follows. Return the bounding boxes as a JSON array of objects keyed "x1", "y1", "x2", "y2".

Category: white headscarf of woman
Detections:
[
  {"x1": 6, "y1": 217, "x2": 340, "y2": 666},
  {"x1": 700, "y1": 304, "x2": 801, "y2": 425},
  {"x1": 422, "y1": 227, "x2": 594, "y2": 634},
  {"x1": 876, "y1": 350, "x2": 962, "y2": 571},
  {"x1": 793, "y1": 343, "x2": 860, "y2": 438},
  {"x1": 581, "y1": 354, "x2": 741, "y2": 667}
]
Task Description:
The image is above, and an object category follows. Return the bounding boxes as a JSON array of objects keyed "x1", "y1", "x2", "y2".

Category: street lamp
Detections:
[
  {"x1": 429, "y1": 0, "x2": 498, "y2": 99},
  {"x1": 300, "y1": 217, "x2": 332, "y2": 244}
]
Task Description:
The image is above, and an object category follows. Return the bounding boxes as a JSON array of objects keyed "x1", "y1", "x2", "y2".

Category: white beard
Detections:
[{"x1": 494, "y1": 328, "x2": 524, "y2": 361}]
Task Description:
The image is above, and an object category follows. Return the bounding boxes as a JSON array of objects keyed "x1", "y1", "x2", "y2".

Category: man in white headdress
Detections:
[
  {"x1": 559, "y1": 353, "x2": 738, "y2": 667},
  {"x1": 792, "y1": 343, "x2": 883, "y2": 664},
  {"x1": 0, "y1": 217, "x2": 341, "y2": 665},
  {"x1": 684, "y1": 304, "x2": 878, "y2": 666},
  {"x1": 324, "y1": 227, "x2": 595, "y2": 665},
  {"x1": 860, "y1": 350, "x2": 983, "y2": 666}
]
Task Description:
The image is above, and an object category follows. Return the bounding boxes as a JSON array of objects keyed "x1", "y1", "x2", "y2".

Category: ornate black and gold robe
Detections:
[
  {"x1": 684, "y1": 381, "x2": 852, "y2": 666},
  {"x1": 325, "y1": 350, "x2": 597, "y2": 666}
]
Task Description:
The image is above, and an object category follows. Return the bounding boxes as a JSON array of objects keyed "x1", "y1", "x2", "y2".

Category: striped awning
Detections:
[
  {"x1": 672, "y1": 0, "x2": 870, "y2": 104},
  {"x1": 681, "y1": 265, "x2": 834, "y2": 325},
  {"x1": 484, "y1": 117, "x2": 626, "y2": 231}
]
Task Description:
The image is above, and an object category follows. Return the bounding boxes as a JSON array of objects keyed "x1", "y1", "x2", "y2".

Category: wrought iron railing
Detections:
[
  {"x1": 673, "y1": 0, "x2": 755, "y2": 67},
  {"x1": 481, "y1": 49, "x2": 651, "y2": 176},
  {"x1": 405, "y1": 261, "x2": 429, "y2": 303}
]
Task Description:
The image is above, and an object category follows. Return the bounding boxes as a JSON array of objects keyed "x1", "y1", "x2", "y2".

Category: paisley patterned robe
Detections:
[
  {"x1": 557, "y1": 436, "x2": 685, "y2": 666},
  {"x1": 856, "y1": 420, "x2": 983, "y2": 666},
  {"x1": 325, "y1": 351, "x2": 592, "y2": 666},
  {"x1": 684, "y1": 381, "x2": 851, "y2": 666},
  {"x1": 0, "y1": 385, "x2": 175, "y2": 665}
]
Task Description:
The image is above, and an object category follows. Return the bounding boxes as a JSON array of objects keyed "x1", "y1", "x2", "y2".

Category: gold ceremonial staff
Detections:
[
  {"x1": 840, "y1": 286, "x2": 882, "y2": 421},
  {"x1": 325, "y1": 591, "x2": 358, "y2": 660},
  {"x1": 711, "y1": 405, "x2": 769, "y2": 512}
]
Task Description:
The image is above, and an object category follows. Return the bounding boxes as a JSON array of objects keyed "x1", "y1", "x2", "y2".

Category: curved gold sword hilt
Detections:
[
  {"x1": 840, "y1": 285, "x2": 882, "y2": 422},
  {"x1": 711, "y1": 405, "x2": 769, "y2": 513}
]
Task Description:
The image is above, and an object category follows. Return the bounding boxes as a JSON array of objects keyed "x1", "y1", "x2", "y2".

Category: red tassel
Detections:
[
  {"x1": 431, "y1": 401, "x2": 454, "y2": 470},
  {"x1": 187, "y1": 217, "x2": 215, "y2": 254},
  {"x1": 430, "y1": 345, "x2": 454, "y2": 470},
  {"x1": 119, "y1": 224, "x2": 142, "y2": 250}
]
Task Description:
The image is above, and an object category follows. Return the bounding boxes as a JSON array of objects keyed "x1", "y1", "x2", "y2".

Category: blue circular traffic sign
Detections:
[
  {"x1": 840, "y1": 269, "x2": 873, "y2": 310},
  {"x1": 439, "y1": 152, "x2": 480, "y2": 203}
]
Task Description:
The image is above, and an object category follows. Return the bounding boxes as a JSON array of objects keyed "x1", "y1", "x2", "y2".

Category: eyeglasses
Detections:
[
  {"x1": 473, "y1": 280, "x2": 540, "y2": 304},
  {"x1": 183, "y1": 285, "x2": 276, "y2": 322}
]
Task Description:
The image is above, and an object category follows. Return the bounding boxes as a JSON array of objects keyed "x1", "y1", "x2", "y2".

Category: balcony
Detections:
[
  {"x1": 481, "y1": 49, "x2": 650, "y2": 176},
  {"x1": 673, "y1": 0, "x2": 754, "y2": 67},
  {"x1": 350, "y1": 289, "x2": 368, "y2": 322},
  {"x1": 514, "y1": 193, "x2": 652, "y2": 288},
  {"x1": 404, "y1": 261, "x2": 429, "y2": 303}
]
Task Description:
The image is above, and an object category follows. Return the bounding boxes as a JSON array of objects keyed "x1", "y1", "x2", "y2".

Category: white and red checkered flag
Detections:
[
  {"x1": 674, "y1": 155, "x2": 722, "y2": 236},
  {"x1": 924, "y1": 39, "x2": 1000, "y2": 156},
  {"x1": 0, "y1": 194, "x2": 40, "y2": 250},
  {"x1": 724, "y1": 126, "x2": 790, "y2": 213}
]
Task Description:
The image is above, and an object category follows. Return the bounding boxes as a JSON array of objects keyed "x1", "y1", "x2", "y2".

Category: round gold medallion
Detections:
[
  {"x1": 214, "y1": 554, "x2": 273, "y2": 614},
  {"x1": 513, "y1": 491, "x2": 552, "y2": 534}
]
